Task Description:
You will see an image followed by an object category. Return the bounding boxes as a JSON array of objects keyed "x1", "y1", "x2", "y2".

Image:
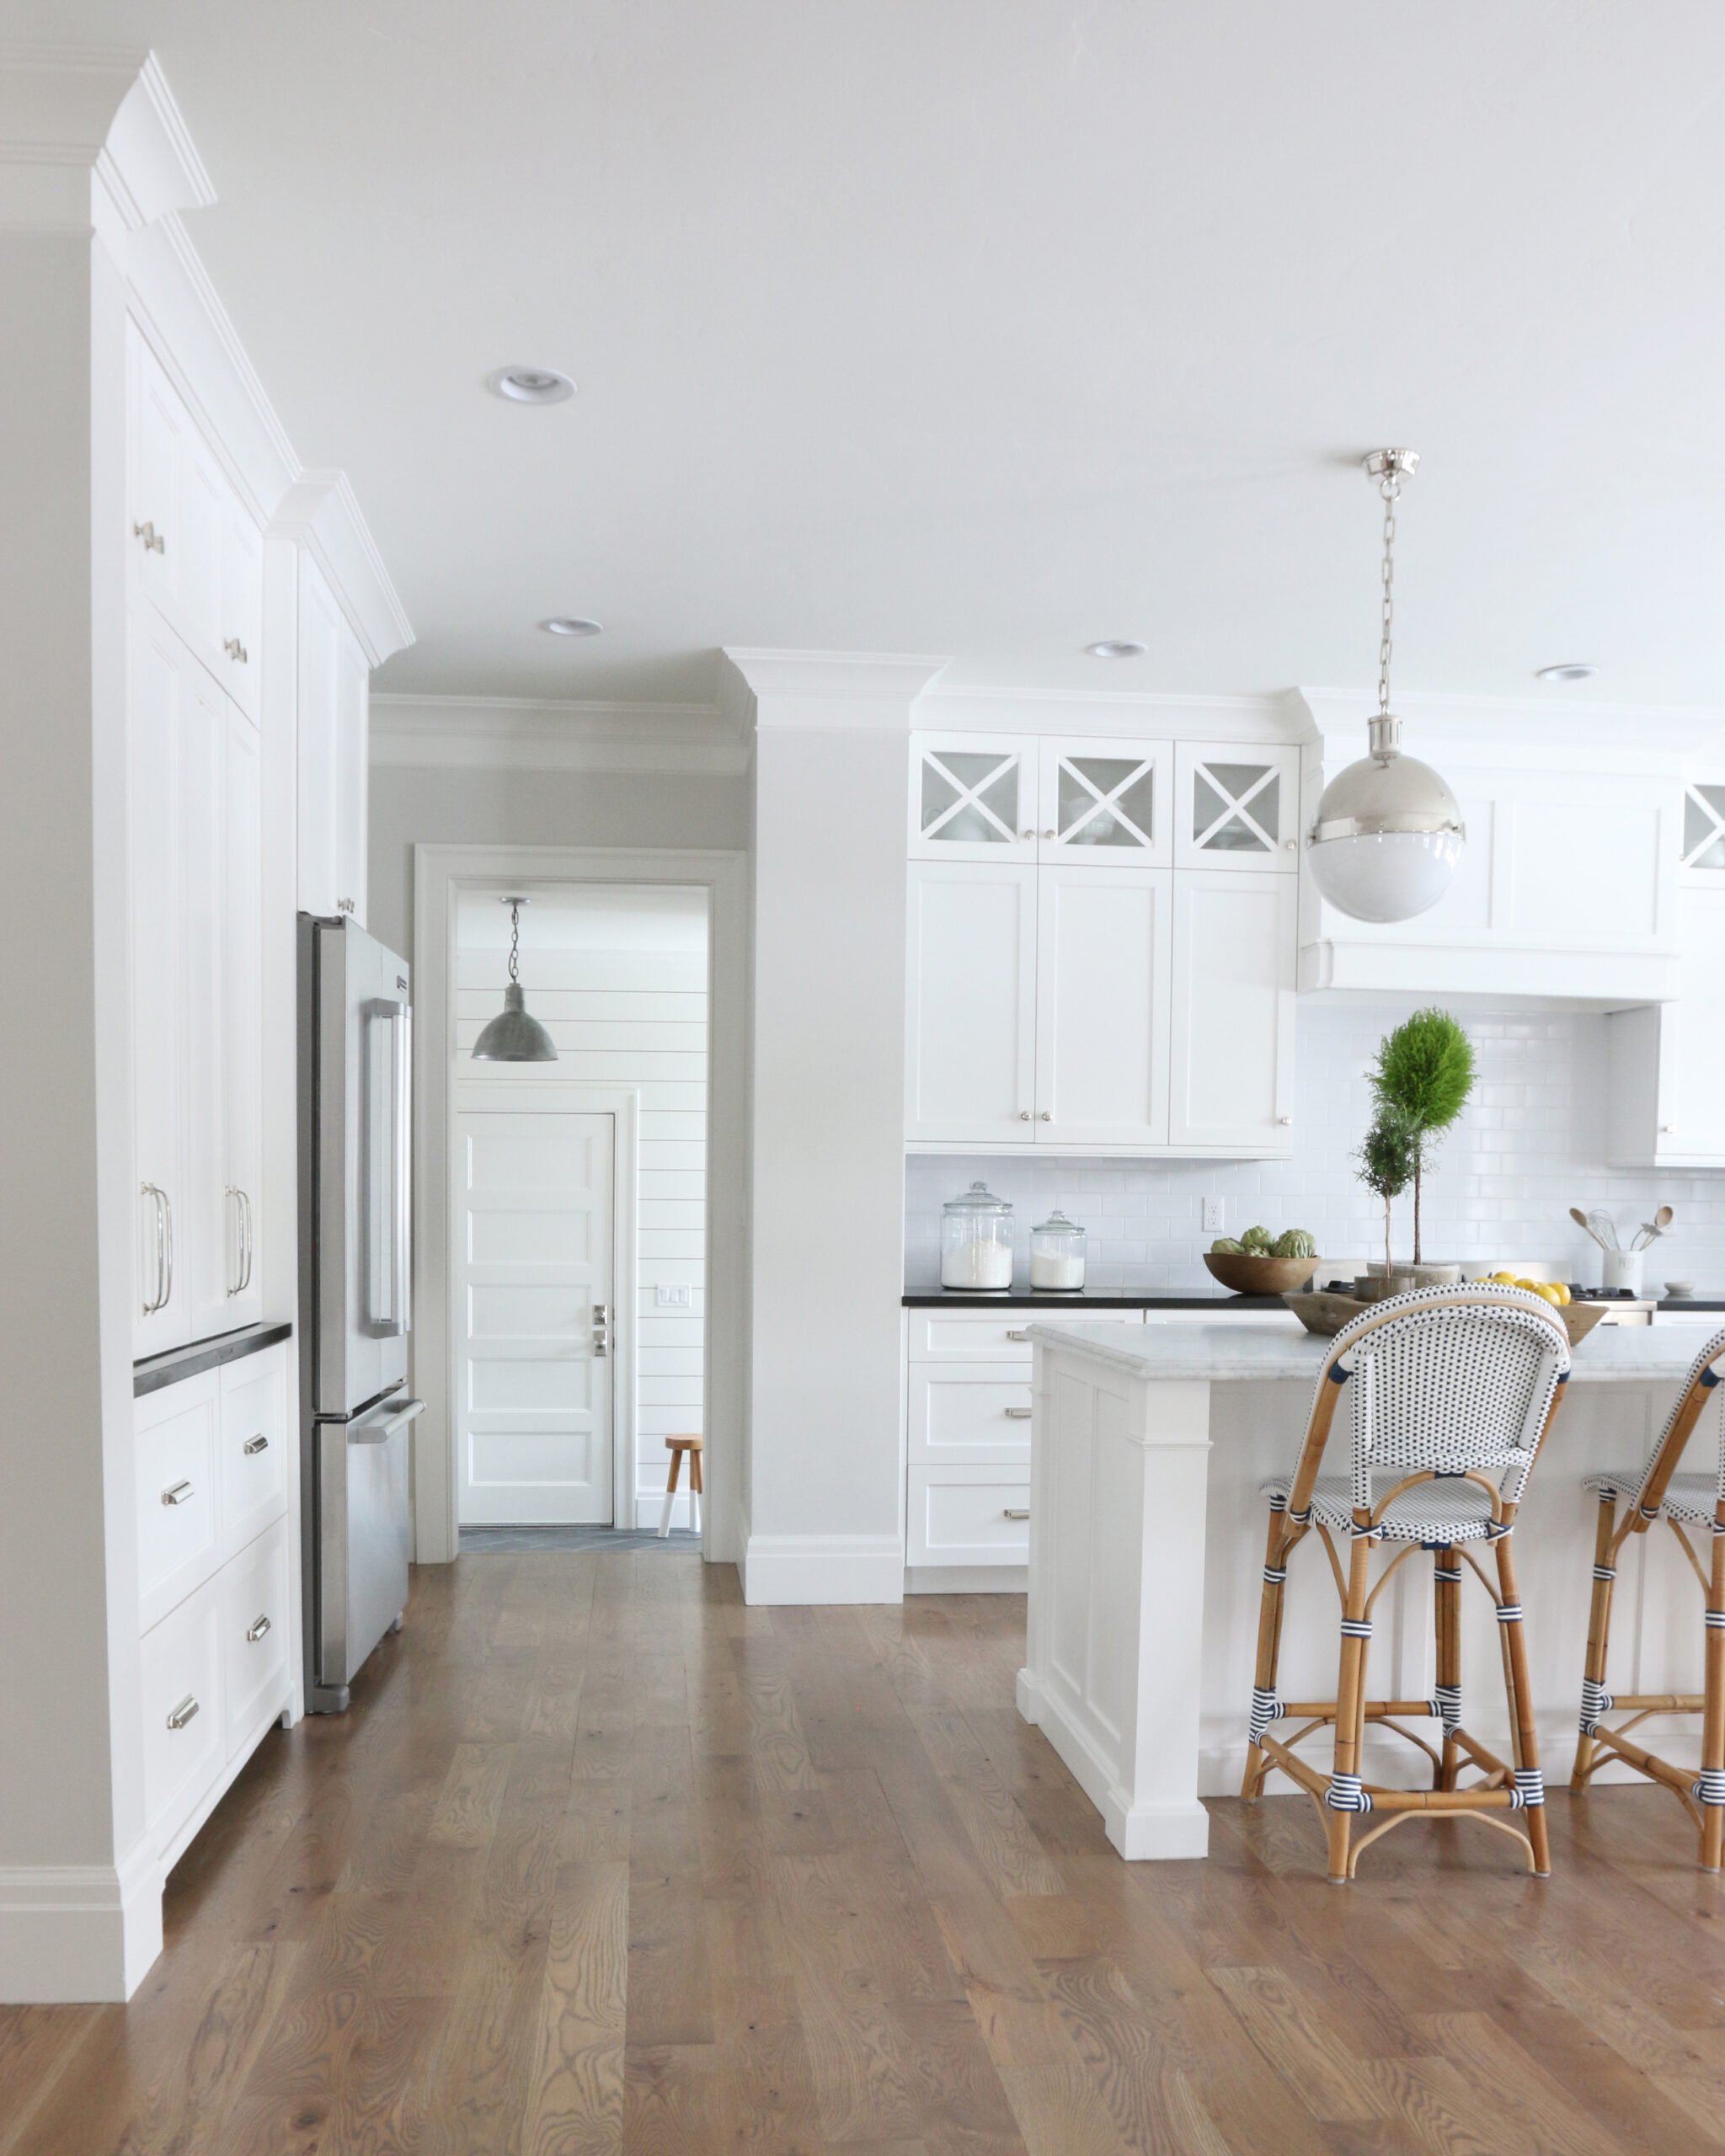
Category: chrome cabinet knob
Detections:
[
  {"x1": 166, "y1": 1695, "x2": 199, "y2": 1731},
  {"x1": 243, "y1": 1433, "x2": 270, "y2": 1456},
  {"x1": 132, "y1": 520, "x2": 165, "y2": 554},
  {"x1": 246, "y1": 1614, "x2": 271, "y2": 1643},
  {"x1": 161, "y1": 1480, "x2": 193, "y2": 1507},
  {"x1": 1018, "y1": 1110, "x2": 1031, "y2": 1121},
  {"x1": 223, "y1": 637, "x2": 248, "y2": 664},
  {"x1": 1002, "y1": 1508, "x2": 1030, "y2": 1521},
  {"x1": 1039, "y1": 1111, "x2": 1052, "y2": 1121}
]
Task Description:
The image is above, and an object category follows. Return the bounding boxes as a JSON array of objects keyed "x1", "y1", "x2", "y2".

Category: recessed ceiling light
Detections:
[
  {"x1": 487, "y1": 366, "x2": 575, "y2": 405},
  {"x1": 541, "y1": 616, "x2": 603, "y2": 638},
  {"x1": 1087, "y1": 639, "x2": 1146, "y2": 659},
  {"x1": 1535, "y1": 662, "x2": 1599, "y2": 683}
]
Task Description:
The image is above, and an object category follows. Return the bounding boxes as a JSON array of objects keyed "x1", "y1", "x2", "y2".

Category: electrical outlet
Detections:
[
  {"x1": 655, "y1": 1283, "x2": 692, "y2": 1310},
  {"x1": 1202, "y1": 1198, "x2": 1226, "y2": 1234}
]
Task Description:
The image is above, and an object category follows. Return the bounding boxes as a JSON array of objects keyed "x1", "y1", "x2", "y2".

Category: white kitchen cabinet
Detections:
[
  {"x1": 1167, "y1": 869, "x2": 1296, "y2": 1151},
  {"x1": 906, "y1": 862, "x2": 1039, "y2": 1142},
  {"x1": 1606, "y1": 886, "x2": 1725, "y2": 1167},
  {"x1": 910, "y1": 734, "x2": 1039, "y2": 862},
  {"x1": 1037, "y1": 739, "x2": 1170, "y2": 862},
  {"x1": 1036, "y1": 865, "x2": 1171, "y2": 1146},
  {"x1": 127, "y1": 323, "x2": 263, "y2": 721},
  {"x1": 128, "y1": 610, "x2": 265, "y2": 1353},
  {"x1": 907, "y1": 1466, "x2": 1033, "y2": 1568},
  {"x1": 909, "y1": 1364, "x2": 1035, "y2": 1465},
  {"x1": 1175, "y1": 742, "x2": 1300, "y2": 872},
  {"x1": 222, "y1": 707, "x2": 264, "y2": 1325},
  {"x1": 296, "y1": 554, "x2": 370, "y2": 922}
]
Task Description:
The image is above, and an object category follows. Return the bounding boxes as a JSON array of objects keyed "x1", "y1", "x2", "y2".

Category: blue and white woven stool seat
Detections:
[
  {"x1": 1259, "y1": 1470, "x2": 1504, "y2": 1544},
  {"x1": 1582, "y1": 1468, "x2": 1721, "y2": 1527}
]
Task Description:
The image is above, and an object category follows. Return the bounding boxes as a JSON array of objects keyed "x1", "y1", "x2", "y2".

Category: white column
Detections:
[
  {"x1": 0, "y1": 54, "x2": 212, "y2": 2001},
  {"x1": 725, "y1": 650, "x2": 945, "y2": 1604}
]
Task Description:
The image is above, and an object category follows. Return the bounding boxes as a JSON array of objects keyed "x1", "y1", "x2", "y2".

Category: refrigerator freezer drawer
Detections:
[{"x1": 312, "y1": 1395, "x2": 424, "y2": 1706}]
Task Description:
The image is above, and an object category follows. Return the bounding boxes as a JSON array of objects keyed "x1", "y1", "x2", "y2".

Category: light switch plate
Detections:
[
  {"x1": 1201, "y1": 1198, "x2": 1226, "y2": 1233},
  {"x1": 656, "y1": 1283, "x2": 692, "y2": 1309}
]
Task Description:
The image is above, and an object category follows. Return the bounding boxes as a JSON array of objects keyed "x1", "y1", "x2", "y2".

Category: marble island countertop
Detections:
[{"x1": 1024, "y1": 1316, "x2": 1717, "y2": 1384}]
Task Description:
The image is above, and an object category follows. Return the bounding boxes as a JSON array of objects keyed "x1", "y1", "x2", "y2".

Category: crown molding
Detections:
[
  {"x1": 371, "y1": 694, "x2": 748, "y2": 776},
  {"x1": 917, "y1": 681, "x2": 1306, "y2": 742},
  {"x1": 1297, "y1": 686, "x2": 1725, "y2": 771},
  {"x1": 0, "y1": 47, "x2": 212, "y2": 233},
  {"x1": 721, "y1": 647, "x2": 949, "y2": 729},
  {"x1": 274, "y1": 473, "x2": 414, "y2": 668}
]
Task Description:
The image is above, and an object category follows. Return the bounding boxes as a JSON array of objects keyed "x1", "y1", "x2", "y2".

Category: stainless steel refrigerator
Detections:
[{"x1": 297, "y1": 914, "x2": 424, "y2": 1713}]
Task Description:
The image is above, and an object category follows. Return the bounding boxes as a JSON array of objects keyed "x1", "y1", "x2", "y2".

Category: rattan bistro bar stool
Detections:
[
  {"x1": 1572, "y1": 1326, "x2": 1725, "y2": 1868},
  {"x1": 1242, "y1": 1284, "x2": 1573, "y2": 1882}
]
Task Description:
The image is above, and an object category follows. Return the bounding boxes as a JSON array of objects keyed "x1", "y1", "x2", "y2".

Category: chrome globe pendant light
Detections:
[
  {"x1": 472, "y1": 897, "x2": 558, "y2": 1062},
  {"x1": 1307, "y1": 449, "x2": 1465, "y2": 923}
]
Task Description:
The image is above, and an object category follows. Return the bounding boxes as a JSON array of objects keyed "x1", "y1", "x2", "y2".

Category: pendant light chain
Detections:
[
  {"x1": 1377, "y1": 467, "x2": 1399, "y2": 720},
  {"x1": 508, "y1": 901, "x2": 521, "y2": 985}
]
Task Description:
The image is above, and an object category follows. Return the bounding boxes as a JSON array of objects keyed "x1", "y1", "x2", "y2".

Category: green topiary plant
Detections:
[
  {"x1": 1370, "y1": 1009, "x2": 1476, "y2": 1264},
  {"x1": 1356, "y1": 1107, "x2": 1419, "y2": 1276}
]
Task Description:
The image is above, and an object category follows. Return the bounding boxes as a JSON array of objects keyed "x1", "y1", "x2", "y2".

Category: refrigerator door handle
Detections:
[
  {"x1": 365, "y1": 997, "x2": 411, "y2": 1337},
  {"x1": 393, "y1": 1001, "x2": 412, "y2": 1338},
  {"x1": 348, "y1": 1396, "x2": 425, "y2": 1445}
]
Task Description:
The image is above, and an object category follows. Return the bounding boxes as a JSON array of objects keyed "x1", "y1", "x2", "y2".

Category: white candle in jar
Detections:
[{"x1": 1029, "y1": 1251, "x2": 1085, "y2": 1289}]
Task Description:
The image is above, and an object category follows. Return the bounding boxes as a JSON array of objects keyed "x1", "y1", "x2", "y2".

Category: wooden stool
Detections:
[
  {"x1": 1573, "y1": 1326, "x2": 1725, "y2": 1867},
  {"x1": 658, "y1": 1434, "x2": 702, "y2": 1539},
  {"x1": 1242, "y1": 1285, "x2": 1572, "y2": 1882}
]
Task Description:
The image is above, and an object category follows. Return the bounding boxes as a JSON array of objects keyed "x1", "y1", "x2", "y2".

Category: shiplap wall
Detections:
[{"x1": 454, "y1": 906, "x2": 708, "y2": 1525}]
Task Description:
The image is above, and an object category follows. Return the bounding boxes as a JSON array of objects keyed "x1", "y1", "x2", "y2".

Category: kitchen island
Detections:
[{"x1": 1017, "y1": 1316, "x2": 1722, "y2": 1860}]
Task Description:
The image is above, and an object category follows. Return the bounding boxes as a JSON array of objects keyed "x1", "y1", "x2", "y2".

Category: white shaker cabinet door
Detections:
[
  {"x1": 179, "y1": 665, "x2": 231, "y2": 1348},
  {"x1": 905, "y1": 862, "x2": 1039, "y2": 1143},
  {"x1": 222, "y1": 705, "x2": 264, "y2": 1325},
  {"x1": 130, "y1": 613, "x2": 187, "y2": 1356},
  {"x1": 910, "y1": 735, "x2": 1039, "y2": 862},
  {"x1": 215, "y1": 487, "x2": 264, "y2": 724},
  {"x1": 1034, "y1": 866, "x2": 1171, "y2": 1146},
  {"x1": 1607, "y1": 886, "x2": 1725, "y2": 1167},
  {"x1": 1168, "y1": 870, "x2": 1295, "y2": 1152},
  {"x1": 296, "y1": 554, "x2": 370, "y2": 923},
  {"x1": 334, "y1": 612, "x2": 370, "y2": 926}
]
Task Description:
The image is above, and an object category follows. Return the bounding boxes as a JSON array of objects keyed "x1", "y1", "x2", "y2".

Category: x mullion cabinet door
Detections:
[
  {"x1": 1036, "y1": 739, "x2": 1171, "y2": 866},
  {"x1": 905, "y1": 862, "x2": 1039, "y2": 1143},
  {"x1": 1174, "y1": 742, "x2": 1300, "y2": 873},
  {"x1": 910, "y1": 734, "x2": 1039, "y2": 863},
  {"x1": 1033, "y1": 865, "x2": 1171, "y2": 1146}
]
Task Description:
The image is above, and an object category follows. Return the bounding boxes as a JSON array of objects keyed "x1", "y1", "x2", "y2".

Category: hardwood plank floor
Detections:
[{"x1": 5, "y1": 1556, "x2": 1725, "y2": 2153}]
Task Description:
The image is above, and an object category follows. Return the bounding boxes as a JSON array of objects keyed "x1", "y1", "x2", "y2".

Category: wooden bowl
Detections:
[
  {"x1": 1283, "y1": 1289, "x2": 1609, "y2": 1349},
  {"x1": 1203, "y1": 1251, "x2": 1320, "y2": 1296}
]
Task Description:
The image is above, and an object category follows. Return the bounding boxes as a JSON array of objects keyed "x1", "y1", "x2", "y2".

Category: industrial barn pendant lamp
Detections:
[
  {"x1": 471, "y1": 897, "x2": 558, "y2": 1062},
  {"x1": 1306, "y1": 449, "x2": 1466, "y2": 923}
]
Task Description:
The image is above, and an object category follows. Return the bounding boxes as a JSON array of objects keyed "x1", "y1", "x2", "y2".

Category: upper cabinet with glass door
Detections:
[
  {"x1": 1680, "y1": 782, "x2": 1725, "y2": 884},
  {"x1": 1174, "y1": 743, "x2": 1300, "y2": 873},
  {"x1": 910, "y1": 735, "x2": 1038, "y2": 862},
  {"x1": 1036, "y1": 740, "x2": 1170, "y2": 865}
]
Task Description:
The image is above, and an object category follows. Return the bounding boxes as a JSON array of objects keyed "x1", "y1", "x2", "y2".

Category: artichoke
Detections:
[
  {"x1": 1239, "y1": 1225, "x2": 1274, "y2": 1255},
  {"x1": 1210, "y1": 1236, "x2": 1244, "y2": 1256},
  {"x1": 1272, "y1": 1229, "x2": 1317, "y2": 1259}
]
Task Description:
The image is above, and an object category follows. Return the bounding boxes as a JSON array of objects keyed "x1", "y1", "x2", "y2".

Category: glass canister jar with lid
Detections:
[
  {"x1": 1029, "y1": 1209, "x2": 1087, "y2": 1290},
  {"x1": 940, "y1": 1181, "x2": 1015, "y2": 1290}
]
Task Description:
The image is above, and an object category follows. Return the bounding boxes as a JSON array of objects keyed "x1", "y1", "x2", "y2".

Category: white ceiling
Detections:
[{"x1": 30, "y1": 3, "x2": 1725, "y2": 712}]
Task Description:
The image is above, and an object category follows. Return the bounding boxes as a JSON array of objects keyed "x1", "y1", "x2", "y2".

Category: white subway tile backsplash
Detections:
[{"x1": 907, "y1": 999, "x2": 1725, "y2": 1294}]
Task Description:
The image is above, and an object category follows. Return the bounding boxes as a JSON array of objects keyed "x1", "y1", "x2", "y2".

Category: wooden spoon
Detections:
[{"x1": 1570, "y1": 1206, "x2": 1613, "y2": 1252}]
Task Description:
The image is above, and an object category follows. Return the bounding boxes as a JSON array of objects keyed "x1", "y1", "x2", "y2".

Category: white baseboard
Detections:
[
  {"x1": 0, "y1": 1838, "x2": 161, "y2": 2004},
  {"x1": 740, "y1": 1529, "x2": 904, "y2": 1606},
  {"x1": 905, "y1": 1564, "x2": 1028, "y2": 1594}
]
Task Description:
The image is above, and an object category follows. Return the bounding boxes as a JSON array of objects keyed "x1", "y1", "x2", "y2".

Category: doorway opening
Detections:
[{"x1": 451, "y1": 882, "x2": 709, "y2": 1549}]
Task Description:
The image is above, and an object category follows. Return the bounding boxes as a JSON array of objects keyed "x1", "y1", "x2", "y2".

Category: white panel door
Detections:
[
  {"x1": 905, "y1": 862, "x2": 1038, "y2": 1143},
  {"x1": 1168, "y1": 870, "x2": 1295, "y2": 1151},
  {"x1": 222, "y1": 705, "x2": 264, "y2": 1326},
  {"x1": 455, "y1": 1110, "x2": 616, "y2": 1524},
  {"x1": 1035, "y1": 866, "x2": 1171, "y2": 1146}
]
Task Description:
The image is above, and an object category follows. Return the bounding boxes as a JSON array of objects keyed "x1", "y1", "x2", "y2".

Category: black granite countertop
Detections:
[
  {"x1": 135, "y1": 1320, "x2": 293, "y2": 1397},
  {"x1": 903, "y1": 1283, "x2": 1285, "y2": 1310}
]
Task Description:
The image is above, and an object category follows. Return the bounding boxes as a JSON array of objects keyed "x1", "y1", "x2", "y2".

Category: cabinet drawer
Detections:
[
  {"x1": 221, "y1": 1518, "x2": 291, "y2": 1758},
  {"x1": 907, "y1": 1468, "x2": 1033, "y2": 1567},
  {"x1": 221, "y1": 1348, "x2": 288, "y2": 1557},
  {"x1": 909, "y1": 1365, "x2": 1033, "y2": 1465},
  {"x1": 136, "y1": 1373, "x2": 222, "y2": 1630},
  {"x1": 906, "y1": 1308, "x2": 1141, "y2": 1362},
  {"x1": 141, "y1": 1576, "x2": 224, "y2": 1839}
]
